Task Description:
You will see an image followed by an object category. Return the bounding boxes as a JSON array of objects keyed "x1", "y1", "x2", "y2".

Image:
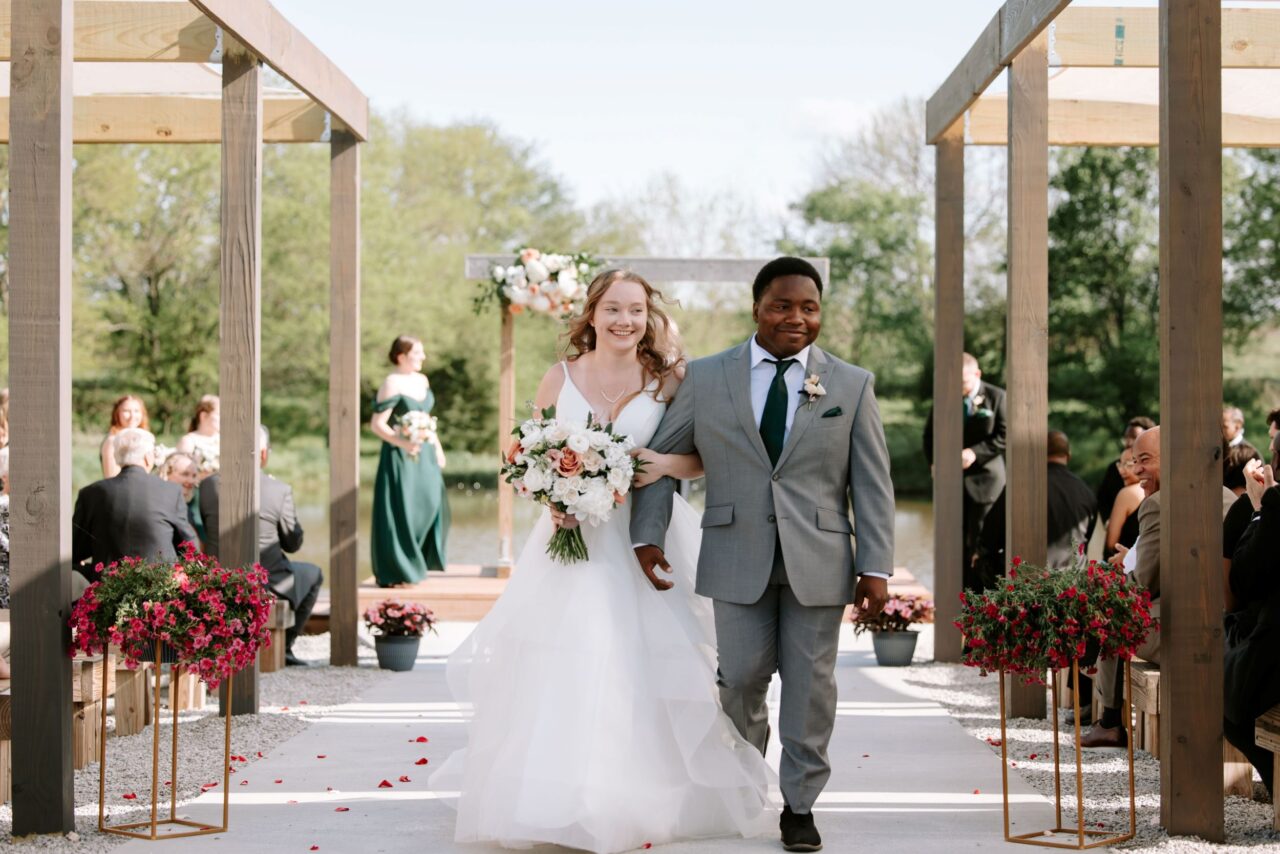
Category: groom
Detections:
[{"x1": 632, "y1": 257, "x2": 894, "y2": 852}]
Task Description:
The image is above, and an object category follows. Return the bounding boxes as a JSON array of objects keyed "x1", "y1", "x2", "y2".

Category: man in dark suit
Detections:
[
  {"x1": 924, "y1": 352, "x2": 1007, "y2": 590},
  {"x1": 200, "y1": 426, "x2": 322, "y2": 667},
  {"x1": 72, "y1": 428, "x2": 196, "y2": 580},
  {"x1": 1045, "y1": 430, "x2": 1098, "y2": 568}
]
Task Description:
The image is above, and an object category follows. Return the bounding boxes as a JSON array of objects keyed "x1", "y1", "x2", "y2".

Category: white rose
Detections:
[
  {"x1": 539, "y1": 279, "x2": 561, "y2": 300},
  {"x1": 523, "y1": 467, "x2": 550, "y2": 494},
  {"x1": 604, "y1": 445, "x2": 628, "y2": 467},
  {"x1": 492, "y1": 265, "x2": 506, "y2": 283},
  {"x1": 558, "y1": 277, "x2": 580, "y2": 300},
  {"x1": 506, "y1": 268, "x2": 527, "y2": 287},
  {"x1": 581, "y1": 449, "x2": 604, "y2": 473},
  {"x1": 588, "y1": 429, "x2": 612, "y2": 450},
  {"x1": 547, "y1": 422, "x2": 571, "y2": 443},
  {"x1": 566, "y1": 432, "x2": 591, "y2": 453},
  {"x1": 530, "y1": 295, "x2": 552, "y2": 314},
  {"x1": 543, "y1": 255, "x2": 563, "y2": 273},
  {"x1": 578, "y1": 262, "x2": 591, "y2": 275},
  {"x1": 510, "y1": 288, "x2": 531, "y2": 306},
  {"x1": 524, "y1": 259, "x2": 550, "y2": 284},
  {"x1": 551, "y1": 477, "x2": 578, "y2": 505},
  {"x1": 558, "y1": 263, "x2": 577, "y2": 280},
  {"x1": 607, "y1": 466, "x2": 631, "y2": 492}
]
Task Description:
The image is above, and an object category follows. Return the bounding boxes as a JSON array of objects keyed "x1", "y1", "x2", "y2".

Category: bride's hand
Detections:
[
  {"x1": 549, "y1": 507, "x2": 580, "y2": 530},
  {"x1": 631, "y1": 448, "x2": 666, "y2": 488}
]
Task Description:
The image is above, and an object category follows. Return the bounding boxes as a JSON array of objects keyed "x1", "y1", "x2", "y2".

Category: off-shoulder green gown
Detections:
[{"x1": 371, "y1": 392, "x2": 450, "y2": 585}]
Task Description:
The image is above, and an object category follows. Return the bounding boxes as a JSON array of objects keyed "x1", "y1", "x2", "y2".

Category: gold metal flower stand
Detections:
[
  {"x1": 998, "y1": 660, "x2": 1137, "y2": 849},
  {"x1": 98, "y1": 641, "x2": 233, "y2": 840}
]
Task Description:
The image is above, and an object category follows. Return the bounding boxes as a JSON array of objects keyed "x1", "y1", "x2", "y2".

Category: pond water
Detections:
[{"x1": 291, "y1": 487, "x2": 936, "y2": 593}]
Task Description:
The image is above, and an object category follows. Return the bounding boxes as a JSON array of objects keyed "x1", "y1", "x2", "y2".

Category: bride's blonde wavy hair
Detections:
[{"x1": 564, "y1": 269, "x2": 685, "y2": 405}]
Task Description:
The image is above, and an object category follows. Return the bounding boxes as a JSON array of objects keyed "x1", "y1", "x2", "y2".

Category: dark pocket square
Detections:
[{"x1": 821, "y1": 407, "x2": 843, "y2": 418}]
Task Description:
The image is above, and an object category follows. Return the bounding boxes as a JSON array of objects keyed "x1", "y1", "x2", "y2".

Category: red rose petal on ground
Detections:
[
  {"x1": 300, "y1": 701, "x2": 309, "y2": 705},
  {"x1": 287, "y1": 800, "x2": 298, "y2": 805},
  {"x1": 986, "y1": 737, "x2": 1002, "y2": 746},
  {"x1": 643, "y1": 844, "x2": 653, "y2": 850},
  {"x1": 281, "y1": 706, "x2": 290, "y2": 711},
  {"x1": 415, "y1": 736, "x2": 429, "y2": 743},
  {"x1": 973, "y1": 789, "x2": 981, "y2": 795},
  {"x1": 316, "y1": 755, "x2": 327, "y2": 759},
  {"x1": 274, "y1": 779, "x2": 283, "y2": 784},
  {"x1": 326, "y1": 787, "x2": 334, "y2": 792},
  {"x1": 334, "y1": 807, "x2": 350, "y2": 812},
  {"x1": 257, "y1": 752, "x2": 264, "y2": 758},
  {"x1": 239, "y1": 780, "x2": 249, "y2": 786},
  {"x1": 377, "y1": 780, "x2": 394, "y2": 788},
  {"x1": 1029, "y1": 753, "x2": 1038, "y2": 760},
  {"x1": 414, "y1": 758, "x2": 429, "y2": 766},
  {"x1": 398, "y1": 775, "x2": 411, "y2": 783},
  {"x1": 310, "y1": 847, "x2": 319, "y2": 851},
  {"x1": 122, "y1": 793, "x2": 137, "y2": 800}
]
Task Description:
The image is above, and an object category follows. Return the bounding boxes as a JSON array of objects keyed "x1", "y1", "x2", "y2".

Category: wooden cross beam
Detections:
[{"x1": 464, "y1": 254, "x2": 831, "y2": 573}]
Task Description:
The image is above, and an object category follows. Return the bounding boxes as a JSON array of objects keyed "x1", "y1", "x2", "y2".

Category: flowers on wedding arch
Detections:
[{"x1": 479, "y1": 247, "x2": 599, "y2": 319}]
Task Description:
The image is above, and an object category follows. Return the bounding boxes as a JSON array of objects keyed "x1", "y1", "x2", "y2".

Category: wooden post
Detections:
[
  {"x1": 329, "y1": 131, "x2": 360, "y2": 666},
  {"x1": 1158, "y1": 0, "x2": 1224, "y2": 839},
  {"x1": 933, "y1": 122, "x2": 965, "y2": 663},
  {"x1": 219, "y1": 47, "x2": 263, "y2": 716},
  {"x1": 8, "y1": 0, "x2": 75, "y2": 834},
  {"x1": 496, "y1": 310, "x2": 515, "y2": 577},
  {"x1": 1004, "y1": 32, "x2": 1050, "y2": 719}
]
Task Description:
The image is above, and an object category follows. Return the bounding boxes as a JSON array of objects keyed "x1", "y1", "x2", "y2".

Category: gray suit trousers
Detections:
[{"x1": 713, "y1": 550, "x2": 845, "y2": 814}]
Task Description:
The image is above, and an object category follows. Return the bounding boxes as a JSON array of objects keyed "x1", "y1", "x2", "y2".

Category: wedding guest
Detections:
[
  {"x1": 1082, "y1": 427, "x2": 1236, "y2": 748},
  {"x1": 177, "y1": 395, "x2": 220, "y2": 477},
  {"x1": 370, "y1": 335, "x2": 450, "y2": 587},
  {"x1": 100, "y1": 394, "x2": 150, "y2": 478},
  {"x1": 1222, "y1": 406, "x2": 1246, "y2": 449},
  {"x1": 1222, "y1": 461, "x2": 1280, "y2": 797},
  {"x1": 1095, "y1": 416, "x2": 1154, "y2": 526},
  {"x1": 923, "y1": 352, "x2": 1007, "y2": 589},
  {"x1": 200, "y1": 427, "x2": 321, "y2": 666},
  {"x1": 1224, "y1": 441, "x2": 1262, "y2": 495},
  {"x1": 1267, "y1": 407, "x2": 1280, "y2": 441},
  {"x1": 71, "y1": 428, "x2": 195, "y2": 581},
  {"x1": 1223, "y1": 436, "x2": 1280, "y2": 613},
  {"x1": 1046, "y1": 431, "x2": 1097, "y2": 569},
  {"x1": 1104, "y1": 446, "x2": 1144, "y2": 562},
  {"x1": 161, "y1": 451, "x2": 205, "y2": 546}
]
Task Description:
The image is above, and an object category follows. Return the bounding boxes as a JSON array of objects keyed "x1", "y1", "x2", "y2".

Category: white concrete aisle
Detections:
[{"x1": 116, "y1": 625, "x2": 1061, "y2": 854}]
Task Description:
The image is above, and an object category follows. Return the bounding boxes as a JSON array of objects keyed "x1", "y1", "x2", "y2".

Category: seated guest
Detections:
[
  {"x1": 1046, "y1": 430, "x2": 1097, "y2": 569},
  {"x1": 1222, "y1": 405, "x2": 1246, "y2": 449},
  {"x1": 1224, "y1": 436, "x2": 1280, "y2": 614},
  {"x1": 160, "y1": 451, "x2": 205, "y2": 546},
  {"x1": 1268, "y1": 407, "x2": 1280, "y2": 442},
  {"x1": 1223, "y1": 462, "x2": 1280, "y2": 797},
  {"x1": 71, "y1": 428, "x2": 196, "y2": 580},
  {"x1": 1105, "y1": 446, "x2": 1144, "y2": 562},
  {"x1": 100, "y1": 395, "x2": 150, "y2": 479},
  {"x1": 1083, "y1": 426, "x2": 1236, "y2": 747},
  {"x1": 1095, "y1": 416, "x2": 1154, "y2": 530},
  {"x1": 176, "y1": 395, "x2": 220, "y2": 478},
  {"x1": 200, "y1": 426, "x2": 322, "y2": 667},
  {"x1": 1224, "y1": 440, "x2": 1262, "y2": 495}
]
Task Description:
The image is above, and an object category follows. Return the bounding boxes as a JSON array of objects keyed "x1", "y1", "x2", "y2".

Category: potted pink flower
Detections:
[
  {"x1": 364, "y1": 599, "x2": 437, "y2": 671},
  {"x1": 851, "y1": 593, "x2": 935, "y2": 666}
]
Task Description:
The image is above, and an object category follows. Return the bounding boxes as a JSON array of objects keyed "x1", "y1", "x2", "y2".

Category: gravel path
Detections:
[
  {"x1": 1, "y1": 631, "x2": 387, "y2": 852},
  {"x1": 901, "y1": 663, "x2": 1280, "y2": 852}
]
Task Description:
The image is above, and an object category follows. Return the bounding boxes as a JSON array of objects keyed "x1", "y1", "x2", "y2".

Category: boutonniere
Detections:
[
  {"x1": 800, "y1": 374, "x2": 827, "y2": 409},
  {"x1": 972, "y1": 392, "x2": 985, "y2": 408}
]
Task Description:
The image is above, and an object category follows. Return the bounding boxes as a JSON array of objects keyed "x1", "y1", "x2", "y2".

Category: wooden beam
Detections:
[
  {"x1": 1158, "y1": 0, "x2": 1224, "y2": 840},
  {"x1": 1005, "y1": 31, "x2": 1049, "y2": 720},
  {"x1": 8, "y1": 0, "x2": 76, "y2": 833},
  {"x1": 932, "y1": 123, "x2": 965, "y2": 664},
  {"x1": 0, "y1": 1, "x2": 217, "y2": 61},
  {"x1": 218, "y1": 48, "x2": 263, "y2": 716},
  {"x1": 464, "y1": 256, "x2": 832, "y2": 285},
  {"x1": 967, "y1": 95, "x2": 1280, "y2": 148},
  {"x1": 1002, "y1": 0, "x2": 1073, "y2": 60},
  {"x1": 189, "y1": 0, "x2": 368, "y2": 141},
  {"x1": 1050, "y1": 7, "x2": 1280, "y2": 68},
  {"x1": 0, "y1": 94, "x2": 327, "y2": 143},
  {"x1": 926, "y1": 11, "x2": 1003, "y2": 145},
  {"x1": 328, "y1": 131, "x2": 360, "y2": 667}
]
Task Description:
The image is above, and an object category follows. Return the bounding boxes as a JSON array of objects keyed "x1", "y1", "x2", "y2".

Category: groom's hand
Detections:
[
  {"x1": 634, "y1": 545, "x2": 674, "y2": 591},
  {"x1": 853, "y1": 575, "x2": 889, "y2": 619}
]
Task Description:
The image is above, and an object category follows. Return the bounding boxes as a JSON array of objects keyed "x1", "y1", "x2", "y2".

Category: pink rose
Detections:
[
  {"x1": 556, "y1": 449, "x2": 583, "y2": 477},
  {"x1": 519, "y1": 248, "x2": 541, "y2": 264}
]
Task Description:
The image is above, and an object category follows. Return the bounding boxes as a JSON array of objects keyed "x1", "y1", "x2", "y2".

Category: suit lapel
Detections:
[
  {"x1": 724, "y1": 342, "x2": 773, "y2": 468},
  {"x1": 774, "y1": 347, "x2": 833, "y2": 472}
]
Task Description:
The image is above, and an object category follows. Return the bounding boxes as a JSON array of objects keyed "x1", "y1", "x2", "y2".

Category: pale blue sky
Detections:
[{"x1": 272, "y1": 1, "x2": 1019, "y2": 214}]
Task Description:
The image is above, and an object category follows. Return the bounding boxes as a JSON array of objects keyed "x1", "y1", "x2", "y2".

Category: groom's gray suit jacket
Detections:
[{"x1": 631, "y1": 341, "x2": 895, "y2": 606}]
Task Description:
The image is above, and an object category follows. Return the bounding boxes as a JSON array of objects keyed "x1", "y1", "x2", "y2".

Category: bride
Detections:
[{"x1": 429, "y1": 270, "x2": 773, "y2": 852}]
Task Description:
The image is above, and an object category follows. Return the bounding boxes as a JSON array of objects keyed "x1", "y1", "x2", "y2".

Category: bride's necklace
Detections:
[{"x1": 598, "y1": 382, "x2": 628, "y2": 405}]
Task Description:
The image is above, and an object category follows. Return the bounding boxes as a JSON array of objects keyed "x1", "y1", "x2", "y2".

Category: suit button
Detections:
[
  {"x1": 771, "y1": 474, "x2": 780, "y2": 482},
  {"x1": 768, "y1": 515, "x2": 776, "y2": 523}
]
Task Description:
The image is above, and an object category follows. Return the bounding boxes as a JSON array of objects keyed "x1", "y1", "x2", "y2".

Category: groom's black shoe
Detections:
[{"x1": 780, "y1": 806, "x2": 822, "y2": 852}]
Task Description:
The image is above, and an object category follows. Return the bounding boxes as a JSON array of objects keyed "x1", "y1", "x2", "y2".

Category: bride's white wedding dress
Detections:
[{"x1": 430, "y1": 364, "x2": 772, "y2": 853}]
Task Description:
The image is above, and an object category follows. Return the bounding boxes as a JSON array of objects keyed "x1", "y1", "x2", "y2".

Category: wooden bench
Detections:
[
  {"x1": 1256, "y1": 704, "x2": 1280, "y2": 829},
  {"x1": 259, "y1": 598, "x2": 294, "y2": 674},
  {"x1": 112, "y1": 660, "x2": 152, "y2": 737}
]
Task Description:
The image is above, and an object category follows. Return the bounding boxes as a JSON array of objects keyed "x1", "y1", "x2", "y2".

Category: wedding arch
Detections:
[
  {"x1": 464, "y1": 254, "x2": 831, "y2": 574},
  {"x1": 927, "y1": 0, "x2": 1275, "y2": 838},
  {"x1": 4, "y1": 0, "x2": 366, "y2": 833}
]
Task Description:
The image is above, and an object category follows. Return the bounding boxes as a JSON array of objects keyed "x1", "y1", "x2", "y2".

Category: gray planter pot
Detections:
[
  {"x1": 374, "y1": 634, "x2": 421, "y2": 672},
  {"x1": 871, "y1": 630, "x2": 919, "y2": 667}
]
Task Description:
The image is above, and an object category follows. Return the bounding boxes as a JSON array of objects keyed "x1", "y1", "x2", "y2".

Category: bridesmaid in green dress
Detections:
[{"x1": 370, "y1": 335, "x2": 451, "y2": 586}]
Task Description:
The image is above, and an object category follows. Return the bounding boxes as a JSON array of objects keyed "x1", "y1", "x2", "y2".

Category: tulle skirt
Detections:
[{"x1": 429, "y1": 496, "x2": 773, "y2": 852}]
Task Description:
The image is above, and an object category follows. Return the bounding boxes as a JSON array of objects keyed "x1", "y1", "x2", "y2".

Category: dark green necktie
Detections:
[{"x1": 760, "y1": 358, "x2": 797, "y2": 466}]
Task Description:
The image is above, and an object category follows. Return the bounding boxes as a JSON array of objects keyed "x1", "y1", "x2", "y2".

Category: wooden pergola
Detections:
[
  {"x1": 928, "y1": 0, "x2": 1256, "y2": 840},
  {"x1": 6, "y1": 0, "x2": 365, "y2": 835},
  {"x1": 463, "y1": 255, "x2": 831, "y2": 572}
]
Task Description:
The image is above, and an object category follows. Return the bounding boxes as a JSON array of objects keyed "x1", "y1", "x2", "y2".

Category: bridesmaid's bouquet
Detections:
[
  {"x1": 502, "y1": 406, "x2": 641, "y2": 563},
  {"x1": 398, "y1": 411, "x2": 438, "y2": 461}
]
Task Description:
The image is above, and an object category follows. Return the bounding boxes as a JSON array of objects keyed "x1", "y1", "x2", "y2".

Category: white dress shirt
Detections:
[{"x1": 749, "y1": 335, "x2": 810, "y2": 441}]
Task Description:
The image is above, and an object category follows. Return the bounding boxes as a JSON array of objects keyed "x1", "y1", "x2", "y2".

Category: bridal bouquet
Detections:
[
  {"x1": 398, "y1": 411, "x2": 438, "y2": 461},
  {"x1": 481, "y1": 247, "x2": 598, "y2": 319},
  {"x1": 502, "y1": 405, "x2": 639, "y2": 563}
]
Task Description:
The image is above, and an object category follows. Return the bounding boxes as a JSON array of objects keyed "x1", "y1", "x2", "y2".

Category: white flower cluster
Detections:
[
  {"x1": 503, "y1": 411, "x2": 637, "y2": 527},
  {"x1": 398, "y1": 411, "x2": 438, "y2": 445},
  {"x1": 491, "y1": 248, "x2": 594, "y2": 319}
]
